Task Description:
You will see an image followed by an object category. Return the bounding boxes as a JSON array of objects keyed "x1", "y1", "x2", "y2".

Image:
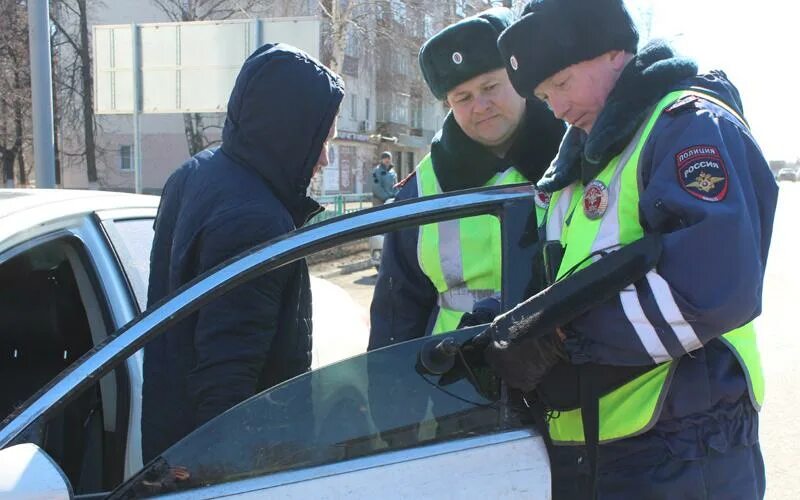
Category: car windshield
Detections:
[{"x1": 113, "y1": 327, "x2": 529, "y2": 497}]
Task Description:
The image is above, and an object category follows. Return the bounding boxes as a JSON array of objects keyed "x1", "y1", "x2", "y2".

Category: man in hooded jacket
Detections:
[{"x1": 141, "y1": 44, "x2": 343, "y2": 462}]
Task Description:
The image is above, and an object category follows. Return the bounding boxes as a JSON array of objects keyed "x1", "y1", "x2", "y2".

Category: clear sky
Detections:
[{"x1": 626, "y1": 0, "x2": 798, "y2": 161}]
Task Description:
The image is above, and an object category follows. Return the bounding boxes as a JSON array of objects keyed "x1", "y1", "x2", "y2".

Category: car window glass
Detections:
[
  {"x1": 103, "y1": 218, "x2": 154, "y2": 311},
  {"x1": 113, "y1": 328, "x2": 528, "y2": 497},
  {"x1": 113, "y1": 201, "x2": 539, "y2": 496}
]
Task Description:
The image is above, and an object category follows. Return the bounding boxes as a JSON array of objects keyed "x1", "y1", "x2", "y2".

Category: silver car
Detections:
[
  {"x1": 0, "y1": 186, "x2": 550, "y2": 499},
  {"x1": 368, "y1": 197, "x2": 393, "y2": 270}
]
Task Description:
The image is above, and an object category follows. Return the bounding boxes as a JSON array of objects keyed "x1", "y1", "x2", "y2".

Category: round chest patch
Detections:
[
  {"x1": 534, "y1": 189, "x2": 551, "y2": 209},
  {"x1": 452, "y1": 51, "x2": 463, "y2": 64},
  {"x1": 510, "y1": 55, "x2": 519, "y2": 71},
  {"x1": 583, "y1": 180, "x2": 609, "y2": 220}
]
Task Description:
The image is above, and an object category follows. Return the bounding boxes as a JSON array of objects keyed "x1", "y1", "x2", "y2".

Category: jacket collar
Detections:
[{"x1": 537, "y1": 41, "x2": 698, "y2": 192}]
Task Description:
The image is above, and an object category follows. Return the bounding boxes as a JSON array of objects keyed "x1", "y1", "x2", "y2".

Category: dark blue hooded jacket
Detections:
[{"x1": 142, "y1": 44, "x2": 343, "y2": 462}]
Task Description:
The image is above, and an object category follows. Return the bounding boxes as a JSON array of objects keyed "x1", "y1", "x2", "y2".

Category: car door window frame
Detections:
[{"x1": 0, "y1": 218, "x2": 135, "y2": 488}]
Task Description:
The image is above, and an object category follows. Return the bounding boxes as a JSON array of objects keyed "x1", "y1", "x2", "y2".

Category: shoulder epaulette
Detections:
[
  {"x1": 394, "y1": 170, "x2": 417, "y2": 189},
  {"x1": 664, "y1": 95, "x2": 700, "y2": 116}
]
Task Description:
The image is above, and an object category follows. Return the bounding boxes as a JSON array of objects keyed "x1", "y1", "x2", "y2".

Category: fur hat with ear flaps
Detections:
[
  {"x1": 498, "y1": 0, "x2": 639, "y2": 99},
  {"x1": 419, "y1": 7, "x2": 515, "y2": 100}
]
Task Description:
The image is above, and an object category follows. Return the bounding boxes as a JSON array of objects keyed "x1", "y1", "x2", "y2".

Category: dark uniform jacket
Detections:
[
  {"x1": 536, "y1": 41, "x2": 776, "y2": 498},
  {"x1": 368, "y1": 101, "x2": 564, "y2": 350},
  {"x1": 142, "y1": 44, "x2": 343, "y2": 462}
]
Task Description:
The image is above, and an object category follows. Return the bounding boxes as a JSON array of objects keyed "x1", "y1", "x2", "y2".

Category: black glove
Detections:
[
  {"x1": 483, "y1": 327, "x2": 566, "y2": 392},
  {"x1": 457, "y1": 297, "x2": 501, "y2": 329}
]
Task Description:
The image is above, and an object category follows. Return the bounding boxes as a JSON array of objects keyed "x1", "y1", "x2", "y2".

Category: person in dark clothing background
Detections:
[
  {"x1": 141, "y1": 43, "x2": 343, "y2": 463},
  {"x1": 371, "y1": 151, "x2": 398, "y2": 206}
]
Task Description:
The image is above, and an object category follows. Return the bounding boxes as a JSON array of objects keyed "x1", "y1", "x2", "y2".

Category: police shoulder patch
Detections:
[
  {"x1": 675, "y1": 145, "x2": 728, "y2": 202},
  {"x1": 394, "y1": 170, "x2": 416, "y2": 189}
]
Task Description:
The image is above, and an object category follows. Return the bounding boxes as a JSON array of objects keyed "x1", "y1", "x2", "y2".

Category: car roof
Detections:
[{"x1": 0, "y1": 189, "x2": 159, "y2": 253}]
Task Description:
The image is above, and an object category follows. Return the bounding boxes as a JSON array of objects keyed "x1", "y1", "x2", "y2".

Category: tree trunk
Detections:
[
  {"x1": 53, "y1": 82, "x2": 62, "y2": 185},
  {"x1": 77, "y1": 0, "x2": 97, "y2": 183},
  {"x1": 183, "y1": 113, "x2": 207, "y2": 156},
  {"x1": 14, "y1": 98, "x2": 26, "y2": 186}
]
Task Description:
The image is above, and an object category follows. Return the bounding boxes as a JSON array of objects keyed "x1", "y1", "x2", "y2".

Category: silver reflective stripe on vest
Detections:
[
  {"x1": 590, "y1": 123, "x2": 645, "y2": 255},
  {"x1": 545, "y1": 184, "x2": 574, "y2": 242},
  {"x1": 439, "y1": 288, "x2": 498, "y2": 312},
  {"x1": 430, "y1": 167, "x2": 518, "y2": 309},
  {"x1": 438, "y1": 218, "x2": 464, "y2": 289}
]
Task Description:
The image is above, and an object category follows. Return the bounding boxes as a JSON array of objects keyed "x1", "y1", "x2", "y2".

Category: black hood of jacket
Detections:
[
  {"x1": 221, "y1": 44, "x2": 344, "y2": 226},
  {"x1": 430, "y1": 99, "x2": 565, "y2": 192},
  {"x1": 538, "y1": 41, "x2": 699, "y2": 192}
]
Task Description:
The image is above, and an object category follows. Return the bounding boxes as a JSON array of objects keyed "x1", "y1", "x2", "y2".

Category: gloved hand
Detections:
[
  {"x1": 457, "y1": 297, "x2": 501, "y2": 329},
  {"x1": 483, "y1": 327, "x2": 566, "y2": 392}
]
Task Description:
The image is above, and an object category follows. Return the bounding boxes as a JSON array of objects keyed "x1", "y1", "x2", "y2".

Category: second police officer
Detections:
[{"x1": 369, "y1": 7, "x2": 564, "y2": 350}]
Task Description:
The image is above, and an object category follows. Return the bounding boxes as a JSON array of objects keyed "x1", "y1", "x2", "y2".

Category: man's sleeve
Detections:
[
  {"x1": 187, "y1": 209, "x2": 292, "y2": 425},
  {"x1": 388, "y1": 170, "x2": 399, "y2": 197},
  {"x1": 563, "y1": 108, "x2": 778, "y2": 366},
  {"x1": 369, "y1": 182, "x2": 438, "y2": 349}
]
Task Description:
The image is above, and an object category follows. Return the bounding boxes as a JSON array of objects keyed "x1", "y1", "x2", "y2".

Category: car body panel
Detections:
[
  {"x1": 0, "y1": 443, "x2": 71, "y2": 499},
  {"x1": 154, "y1": 430, "x2": 549, "y2": 499},
  {"x1": 0, "y1": 189, "x2": 159, "y2": 255}
]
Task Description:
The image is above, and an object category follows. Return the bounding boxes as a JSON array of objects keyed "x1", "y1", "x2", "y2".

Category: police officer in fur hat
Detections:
[
  {"x1": 486, "y1": 0, "x2": 776, "y2": 497},
  {"x1": 369, "y1": 7, "x2": 564, "y2": 350}
]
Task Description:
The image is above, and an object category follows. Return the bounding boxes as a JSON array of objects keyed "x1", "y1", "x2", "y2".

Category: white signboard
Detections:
[{"x1": 94, "y1": 17, "x2": 321, "y2": 114}]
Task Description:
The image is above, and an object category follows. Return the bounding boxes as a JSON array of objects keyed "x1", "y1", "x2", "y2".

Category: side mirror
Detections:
[{"x1": 0, "y1": 443, "x2": 71, "y2": 499}]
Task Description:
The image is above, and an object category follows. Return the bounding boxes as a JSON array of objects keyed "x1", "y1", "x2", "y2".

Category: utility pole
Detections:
[
  {"x1": 131, "y1": 23, "x2": 143, "y2": 194},
  {"x1": 27, "y1": 0, "x2": 57, "y2": 188}
]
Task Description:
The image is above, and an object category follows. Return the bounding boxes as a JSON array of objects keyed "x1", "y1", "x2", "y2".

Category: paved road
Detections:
[
  {"x1": 758, "y1": 181, "x2": 799, "y2": 499},
  {"x1": 323, "y1": 265, "x2": 377, "y2": 311},
  {"x1": 324, "y1": 181, "x2": 800, "y2": 497}
]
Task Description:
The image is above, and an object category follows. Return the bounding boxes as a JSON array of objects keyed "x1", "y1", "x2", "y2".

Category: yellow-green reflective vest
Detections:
[
  {"x1": 416, "y1": 154, "x2": 547, "y2": 334},
  {"x1": 543, "y1": 90, "x2": 765, "y2": 445}
]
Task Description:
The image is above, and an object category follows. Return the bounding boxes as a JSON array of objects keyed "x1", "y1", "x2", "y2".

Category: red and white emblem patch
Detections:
[
  {"x1": 583, "y1": 180, "x2": 609, "y2": 220},
  {"x1": 534, "y1": 189, "x2": 551, "y2": 209},
  {"x1": 675, "y1": 145, "x2": 728, "y2": 202}
]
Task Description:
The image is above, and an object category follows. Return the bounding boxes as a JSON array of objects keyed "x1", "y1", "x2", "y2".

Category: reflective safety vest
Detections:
[
  {"x1": 416, "y1": 154, "x2": 547, "y2": 335},
  {"x1": 543, "y1": 90, "x2": 765, "y2": 444}
]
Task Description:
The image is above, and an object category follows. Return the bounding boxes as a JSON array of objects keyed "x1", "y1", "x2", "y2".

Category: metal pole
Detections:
[
  {"x1": 131, "y1": 23, "x2": 143, "y2": 194},
  {"x1": 27, "y1": 0, "x2": 56, "y2": 188}
]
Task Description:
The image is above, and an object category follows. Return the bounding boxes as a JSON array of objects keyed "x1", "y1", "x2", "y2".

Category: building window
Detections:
[
  {"x1": 350, "y1": 94, "x2": 358, "y2": 119},
  {"x1": 394, "y1": 150, "x2": 403, "y2": 176},
  {"x1": 365, "y1": 97, "x2": 370, "y2": 122},
  {"x1": 406, "y1": 152, "x2": 415, "y2": 172},
  {"x1": 410, "y1": 97, "x2": 422, "y2": 129},
  {"x1": 120, "y1": 145, "x2": 132, "y2": 171}
]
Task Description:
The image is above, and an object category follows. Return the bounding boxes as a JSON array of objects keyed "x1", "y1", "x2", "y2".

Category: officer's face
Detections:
[
  {"x1": 446, "y1": 69, "x2": 526, "y2": 148},
  {"x1": 533, "y1": 51, "x2": 629, "y2": 133},
  {"x1": 313, "y1": 121, "x2": 337, "y2": 177}
]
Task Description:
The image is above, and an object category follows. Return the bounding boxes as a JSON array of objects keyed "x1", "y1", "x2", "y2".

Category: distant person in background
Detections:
[
  {"x1": 141, "y1": 43, "x2": 343, "y2": 462},
  {"x1": 371, "y1": 151, "x2": 398, "y2": 206}
]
